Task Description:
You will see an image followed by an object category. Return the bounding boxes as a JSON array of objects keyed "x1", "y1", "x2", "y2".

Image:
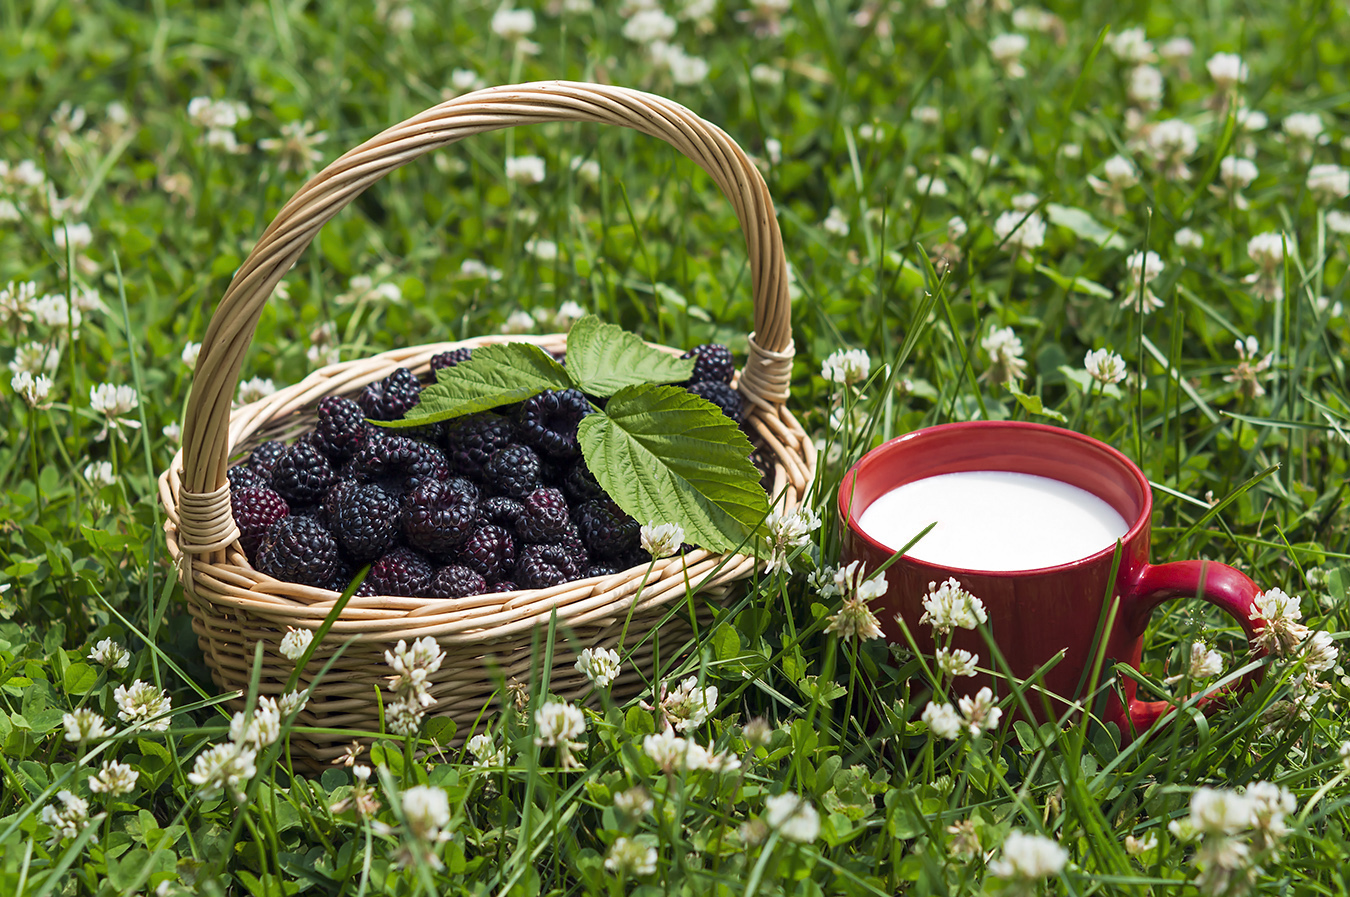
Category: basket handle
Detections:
[{"x1": 177, "y1": 81, "x2": 793, "y2": 556}]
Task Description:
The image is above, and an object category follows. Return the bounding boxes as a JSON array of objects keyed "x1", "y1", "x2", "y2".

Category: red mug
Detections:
[{"x1": 837, "y1": 421, "x2": 1265, "y2": 738}]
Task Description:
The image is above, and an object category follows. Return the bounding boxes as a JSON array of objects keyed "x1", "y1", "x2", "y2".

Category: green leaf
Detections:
[
  {"x1": 1007, "y1": 382, "x2": 1068, "y2": 422},
  {"x1": 563, "y1": 315, "x2": 694, "y2": 396},
  {"x1": 577, "y1": 385, "x2": 769, "y2": 553},
  {"x1": 384, "y1": 343, "x2": 572, "y2": 428},
  {"x1": 1045, "y1": 203, "x2": 1128, "y2": 250},
  {"x1": 1034, "y1": 264, "x2": 1113, "y2": 299},
  {"x1": 62, "y1": 662, "x2": 99, "y2": 695}
]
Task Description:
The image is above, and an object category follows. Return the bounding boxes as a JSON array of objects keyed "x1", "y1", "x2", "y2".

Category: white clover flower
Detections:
[
  {"x1": 662, "y1": 45, "x2": 710, "y2": 85},
  {"x1": 535, "y1": 700, "x2": 586, "y2": 750},
  {"x1": 12, "y1": 370, "x2": 53, "y2": 408},
  {"x1": 524, "y1": 238, "x2": 558, "y2": 262},
  {"x1": 1301, "y1": 629, "x2": 1338, "y2": 673},
  {"x1": 9, "y1": 341, "x2": 60, "y2": 377},
  {"x1": 1159, "y1": 36, "x2": 1194, "y2": 63},
  {"x1": 825, "y1": 594, "x2": 884, "y2": 642},
  {"x1": 1308, "y1": 164, "x2": 1350, "y2": 203},
  {"x1": 188, "y1": 742, "x2": 257, "y2": 801},
  {"x1": 505, "y1": 155, "x2": 546, "y2": 184},
  {"x1": 958, "y1": 686, "x2": 1003, "y2": 735},
  {"x1": 762, "y1": 506, "x2": 822, "y2": 575},
  {"x1": 401, "y1": 784, "x2": 451, "y2": 840},
  {"x1": 1108, "y1": 27, "x2": 1154, "y2": 63},
  {"x1": 1167, "y1": 641, "x2": 1223, "y2": 684},
  {"x1": 935, "y1": 647, "x2": 979, "y2": 678},
  {"x1": 988, "y1": 33, "x2": 1029, "y2": 78},
  {"x1": 993, "y1": 210, "x2": 1046, "y2": 258},
  {"x1": 450, "y1": 68, "x2": 485, "y2": 94},
  {"x1": 1244, "y1": 232, "x2": 1288, "y2": 302},
  {"x1": 1223, "y1": 336, "x2": 1273, "y2": 400},
  {"x1": 181, "y1": 341, "x2": 202, "y2": 369},
  {"x1": 460, "y1": 259, "x2": 504, "y2": 283},
  {"x1": 623, "y1": 8, "x2": 676, "y2": 44},
  {"x1": 1175, "y1": 227, "x2": 1204, "y2": 250},
  {"x1": 1088, "y1": 155, "x2": 1139, "y2": 208},
  {"x1": 1128, "y1": 65, "x2": 1164, "y2": 109},
  {"x1": 1219, "y1": 156, "x2": 1258, "y2": 190},
  {"x1": 915, "y1": 174, "x2": 948, "y2": 197},
  {"x1": 660, "y1": 676, "x2": 717, "y2": 732},
  {"x1": 1121, "y1": 250, "x2": 1166, "y2": 313},
  {"x1": 31, "y1": 293, "x2": 82, "y2": 333},
  {"x1": 40, "y1": 791, "x2": 95, "y2": 847},
  {"x1": 1283, "y1": 111, "x2": 1324, "y2": 143},
  {"x1": 88, "y1": 382, "x2": 140, "y2": 441},
  {"x1": 1339, "y1": 742, "x2": 1350, "y2": 771},
  {"x1": 465, "y1": 732, "x2": 504, "y2": 766},
  {"x1": 54, "y1": 221, "x2": 93, "y2": 252},
  {"x1": 114, "y1": 679, "x2": 172, "y2": 731},
  {"x1": 1084, "y1": 348, "x2": 1127, "y2": 385},
  {"x1": 89, "y1": 759, "x2": 139, "y2": 796},
  {"x1": 84, "y1": 461, "x2": 115, "y2": 489},
  {"x1": 919, "y1": 578, "x2": 988, "y2": 634},
  {"x1": 553, "y1": 300, "x2": 586, "y2": 331},
  {"x1": 1124, "y1": 832, "x2": 1158, "y2": 855},
  {"x1": 63, "y1": 708, "x2": 114, "y2": 743},
  {"x1": 822, "y1": 206, "x2": 850, "y2": 237},
  {"x1": 640, "y1": 522, "x2": 685, "y2": 559},
  {"x1": 88, "y1": 637, "x2": 130, "y2": 671},
  {"x1": 980, "y1": 325, "x2": 1028, "y2": 384},
  {"x1": 229, "y1": 696, "x2": 282, "y2": 750},
  {"x1": 1206, "y1": 53, "x2": 1248, "y2": 90},
  {"x1": 989, "y1": 830, "x2": 1068, "y2": 880},
  {"x1": 1148, "y1": 119, "x2": 1198, "y2": 181},
  {"x1": 279, "y1": 689, "x2": 309, "y2": 717},
  {"x1": 821, "y1": 347, "x2": 871, "y2": 387},
  {"x1": 605, "y1": 836, "x2": 658, "y2": 877},
  {"x1": 642, "y1": 725, "x2": 689, "y2": 771},
  {"x1": 498, "y1": 309, "x2": 535, "y2": 335},
  {"x1": 1326, "y1": 210, "x2": 1350, "y2": 234},
  {"x1": 491, "y1": 7, "x2": 536, "y2": 40},
  {"x1": 235, "y1": 376, "x2": 276, "y2": 406},
  {"x1": 1249, "y1": 587, "x2": 1305, "y2": 655},
  {"x1": 1187, "y1": 787, "x2": 1254, "y2": 837},
  {"x1": 1246, "y1": 781, "x2": 1295, "y2": 845},
  {"x1": 575, "y1": 646, "x2": 622, "y2": 688},
  {"x1": 614, "y1": 787, "x2": 654, "y2": 819},
  {"x1": 764, "y1": 792, "x2": 820, "y2": 843},
  {"x1": 922, "y1": 701, "x2": 963, "y2": 740},
  {"x1": 258, "y1": 120, "x2": 328, "y2": 173}
]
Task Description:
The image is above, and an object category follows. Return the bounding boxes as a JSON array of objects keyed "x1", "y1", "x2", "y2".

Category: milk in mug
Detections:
[{"x1": 856, "y1": 470, "x2": 1131, "y2": 571}]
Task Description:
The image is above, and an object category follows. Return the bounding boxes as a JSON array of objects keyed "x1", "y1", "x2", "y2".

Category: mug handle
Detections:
[{"x1": 1114, "y1": 560, "x2": 1266, "y2": 734}]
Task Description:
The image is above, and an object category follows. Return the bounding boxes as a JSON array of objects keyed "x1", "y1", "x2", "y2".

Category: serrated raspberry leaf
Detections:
[
  {"x1": 377, "y1": 342, "x2": 574, "y2": 428},
  {"x1": 577, "y1": 384, "x2": 769, "y2": 554},
  {"x1": 563, "y1": 315, "x2": 696, "y2": 397}
]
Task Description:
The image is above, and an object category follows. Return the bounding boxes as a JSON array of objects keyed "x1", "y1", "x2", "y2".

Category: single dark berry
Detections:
[
  {"x1": 233, "y1": 486, "x2": 290, "y2": 562},
  {"x1": 429, "y1": 347, "x2": 474, "y2": 372},
  {"x1": 368, "y1": 546, "x2": 435, "y2": 596},
  {"x1": 354, "y1": 578, "x2": 380, "y2": 598},
  {"x1": 328, "y1": 482, "x2": 400, "y2": 562},
  {"x1": 561, "y1": 461, "x2": 606, "y2": 505},
  {"x1": 575, "y1": 499, "x2": 640, "y2": 561},
  {"x1": 350, "y1": 433, "x2": 450, "y2": 494},
  {"x1": 515, "y1": 389, "x2": 591, "y2": 462},
  {"x1": 494, "y1": 580, "x2": 518, "y2": 592},
  {"x1": 358, "y1": 367, "x2": 422, "y2": 422},
  {"x1": 271, "y1": 440, "x2": 337, "y2": 507},
  {"x1": 515, "y1": 542, "x2": 585, "y2": 590},
  {"x1": 484, "y1": 444, "x2": 541, "y2": 498},
  {"x1": 584, "y1": 563, "x2": 621, "y2": 579},
  {"x1": 681, "y1": 344, "x2": 735, "y2": 384},
  {"x1": 458, "y1": 524, "x2": 516, "y2": 582},
  {"x1": 312, "y1": 396, "x2": 371, "y2": 463},
  {"x1": 249, "y1": 441, "x2": 289, "y2": 474},
  {"x1": 228, "y1": 464, "x2": 267, "y2": 493},
  {"x1": 618, "y1": 548, "x2": 653, "y2": 569},
  {"x1": 256, "y1": 516, "x2": 341, "y2": 588},
  {"x1": 479, "y1": 496, "x2": 524, "y2": 530},
  {"x1": 443, "y1": 413, "x2": 517, "y2": 479},
  {"x1": 402, "y1": 479, "x2": 478, "y2": 558},
  {"x1": 425, "y1": 565, "x2": 488, "y2": 599},
  {"x1": 749, "y1": 447, "x2": 775, "y2": 492},
  {"x1": 687, "y1": 380, "x2": 747, "y2": 426},
  {"x1": 516, "y1": 487, "x2": 572, "y2": 543},
  {"x1": 444, "y1": 476, "x2": 481, "y2": 505},
  {"x1": 557, "y1": 520, "x2": 589, "y2": 563}
]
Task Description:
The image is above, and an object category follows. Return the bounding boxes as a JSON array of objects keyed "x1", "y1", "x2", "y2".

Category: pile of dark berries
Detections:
[{"x1": 230, "y1": 344, "x2": 754, "y2": 598}]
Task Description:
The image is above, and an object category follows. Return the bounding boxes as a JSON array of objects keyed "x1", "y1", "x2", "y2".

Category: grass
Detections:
[{"x1": 3, "y1": 0, "x2": 1350, "y2": 893}]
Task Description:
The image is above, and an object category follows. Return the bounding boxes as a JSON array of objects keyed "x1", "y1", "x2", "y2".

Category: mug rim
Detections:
[{"x1": 838, "y1": 420, "x2": 1153, "y2": 577}]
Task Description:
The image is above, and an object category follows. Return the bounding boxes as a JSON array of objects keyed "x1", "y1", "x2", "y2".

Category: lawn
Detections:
[{"x1": 3, "y1": 0, "x2": 1350, "y2": 894}]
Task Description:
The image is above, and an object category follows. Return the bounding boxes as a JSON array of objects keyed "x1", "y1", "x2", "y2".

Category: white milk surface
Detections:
[{"x1": 857, "y1": 470, "x2": 1131, "y2": 571}]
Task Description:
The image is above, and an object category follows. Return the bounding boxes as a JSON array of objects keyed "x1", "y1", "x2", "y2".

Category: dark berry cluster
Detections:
[{"x1": 228, "y1": 343, "x2": 746, "y2": 597}]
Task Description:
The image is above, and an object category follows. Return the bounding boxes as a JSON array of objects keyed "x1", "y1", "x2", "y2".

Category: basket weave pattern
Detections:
[{"x1": 159, "y1": 82, "x2": 815, "y2": 763}]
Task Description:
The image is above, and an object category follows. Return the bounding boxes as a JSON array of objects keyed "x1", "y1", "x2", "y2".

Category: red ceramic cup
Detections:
[{"x1": 838, "y1": 420, "x2": 1265, "y2": 738}]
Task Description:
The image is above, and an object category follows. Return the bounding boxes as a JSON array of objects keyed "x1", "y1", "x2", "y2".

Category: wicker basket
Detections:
[{"x1": 159, "y1": 81, "x2": 814, "y2": 765}]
